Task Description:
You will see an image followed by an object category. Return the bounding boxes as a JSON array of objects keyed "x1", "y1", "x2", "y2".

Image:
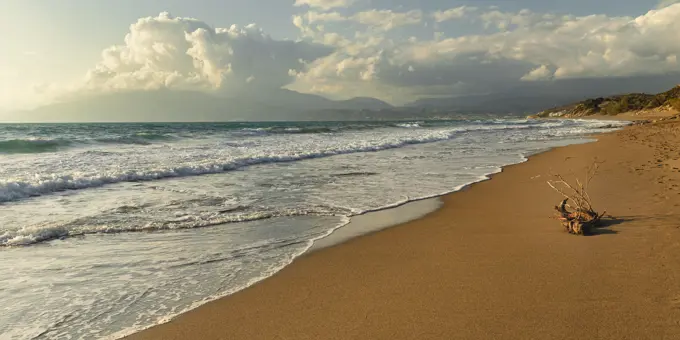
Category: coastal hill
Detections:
[{"x1": 534, "y1": 85, "x2": 680, "y2": 118}]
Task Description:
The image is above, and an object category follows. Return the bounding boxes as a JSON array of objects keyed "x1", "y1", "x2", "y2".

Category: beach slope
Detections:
[{"x1": 126, "y1": 119, "x2": 680, "y2": 340}]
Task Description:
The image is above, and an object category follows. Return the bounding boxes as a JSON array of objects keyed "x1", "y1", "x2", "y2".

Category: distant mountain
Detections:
[
  {"x1": 12, "y1": 91, "x2": 255, "y2": 122},
  {"x1": 535, "y1": 85, "x2": 680, "y2": 118},
  {"x1": 407, "y1": 74, "x2": 680, "y2": 114},
  {"x1": 7, "y1": 73, "x2": 679, "y2": 122},
  {"x1": 8, "y1": 89, "x2": 392, "y2": 122},
  {"x1": 406, "y1": 92, "x2": 588, "y2": 114},
  {"x1": 336, "y1": 97, "x2": 393, "y2": 111}
]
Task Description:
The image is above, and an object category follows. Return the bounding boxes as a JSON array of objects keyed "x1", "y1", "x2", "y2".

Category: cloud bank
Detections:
[
  {"x1": 432, "y1": 6, "x2": 478, "y2": 23},
  {"x1": 79, "y1": 12, "x2": 330, "y2": 97},
  {"x1": 59, "y1": 4, "x2": 680, "y2": 105},
  {"x1": 294, "y1": 0, "x2": 357, "y2": 11},
  {"x1": 289, "y1": 4, "x2": 680, "y2": 103}
]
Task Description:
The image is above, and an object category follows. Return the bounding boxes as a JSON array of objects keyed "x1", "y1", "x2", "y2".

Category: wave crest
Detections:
[
  {"x1": 0, "y1": 134, "x2": 177, "y2": 154},
  {"x1": 0, "y1": 139, "x2": 72, "y2": 154},
  {"x1": 0, "y1": 120, "x2": 629, "y2": 202}
]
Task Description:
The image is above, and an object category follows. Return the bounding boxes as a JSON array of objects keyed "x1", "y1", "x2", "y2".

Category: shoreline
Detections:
[
  {"x1": 125, "y1": 118, "x2": 680, "y2": 340},
  {"x1": 307, "y1": 138, "x2": 597, "y2": 253},
  {"x1": 309, "y1": 197, "x2": 443, "y2": 252},
  {"x1": 114, "y1": 132, "x2": 602, "y2": 338}
]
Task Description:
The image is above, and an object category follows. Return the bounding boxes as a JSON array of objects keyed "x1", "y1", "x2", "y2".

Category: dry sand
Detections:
[{"x1": 126, "y1": 119, "x2": 680, "y2": 340}]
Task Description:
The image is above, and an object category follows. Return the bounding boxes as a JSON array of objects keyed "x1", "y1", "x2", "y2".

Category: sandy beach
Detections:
[{"x1": 126, "y1": 117, "x2": 680, "y2": 340}]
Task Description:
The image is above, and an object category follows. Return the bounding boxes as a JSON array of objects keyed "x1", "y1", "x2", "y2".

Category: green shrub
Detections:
[
  {"x1": 669, "y1": 98, "x2": 680, "y2": 112},
  {"x1": 645, "y1": 98, "x2": 662, "y2": 109},
  {"x1": 602, "y1": 102, "x2": 623, "y2": 115}
]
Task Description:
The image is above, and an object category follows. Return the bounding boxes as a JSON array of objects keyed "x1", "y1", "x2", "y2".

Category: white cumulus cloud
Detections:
[
  {"x1": 42, "y1": 3, "x2": 680, "y2": 107},
  {"x1": 295, "y1": 9, "x2": 423, "y2": 31},
  {"x1": 79, "y1": 12, "x2": 331, "y2": 96},
  {"x1": 288, "y1": 4, "x2": 680, "y2": 103},
  {"x1": 521, "y1": 65, "x2": 553, "y2": 81},
  {"x1": 352, "y1": 9, "x2": 423, "y2": 30},
  {"x1": 432, "y1": 6, "x2": 478, "y2": 23},
  {"x1": 294, "y1": 0, "x2": 356, "y2": 11}
]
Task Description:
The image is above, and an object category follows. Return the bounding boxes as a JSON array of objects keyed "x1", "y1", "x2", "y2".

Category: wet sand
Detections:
[{"x1": 126, "y1": 118, "x2": 680, "y2": 340}]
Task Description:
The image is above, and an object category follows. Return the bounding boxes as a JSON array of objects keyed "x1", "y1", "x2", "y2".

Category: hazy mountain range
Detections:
[{"x1": 5, "y1": 74, "x2": 680, "y2": 122}]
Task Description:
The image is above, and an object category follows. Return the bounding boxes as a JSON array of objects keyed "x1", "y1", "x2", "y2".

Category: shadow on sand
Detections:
[{"x1": 587, "y1": 216, "x2": 632, "y2": 235}]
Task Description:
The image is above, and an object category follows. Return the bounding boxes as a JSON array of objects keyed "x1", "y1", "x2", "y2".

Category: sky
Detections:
[{"x1": 1, "y1": 0, "x2": 679, "y2": 113}]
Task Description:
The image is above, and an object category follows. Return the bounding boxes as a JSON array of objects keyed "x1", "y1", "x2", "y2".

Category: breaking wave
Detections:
[
  {"x1": 0, "y1": 128, "x2": 464, "y2": 202},
  {"x1": 0, "y1": 134, "x2": 177, "y2": 154},
  {"x1": 0, "y1": 139, "x2": 73, "y2": 154},
  {"x1": 0, "y1": 120, "x2": 628, "y2": 202},
  {"x1": 93, "y1": 133, "x2": 177, "y2": 145}
]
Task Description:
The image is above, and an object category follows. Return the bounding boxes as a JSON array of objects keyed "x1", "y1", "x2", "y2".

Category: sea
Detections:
[{"x1": 0, "y1": 118, "x2": 629, "y2": 339}]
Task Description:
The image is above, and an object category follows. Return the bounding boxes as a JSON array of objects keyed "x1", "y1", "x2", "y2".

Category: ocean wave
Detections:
[
  {"x1": 0, "y1": 120, "x2": 622, "y2": 203},
  {"x1": 93, "y1": 134, "x2": 176, "y2": 145},
  {"x1": 240, "y1": 126, "x2": 350, "y2": 135},
  {"x1": 0, "y1": 133, "x2": 177, "y2": 154},
  {"x1": 166, "y1": 235, "x2": 316, "y2": 270},
  {"x1": 239, "y1": 121, "x2": 434, "y2": 135},
  {"x1": 274, "y1": 127, "x2": 335, "y2": 134},
  {"x1": 0, "y1": 206, "x2": 348, "y2": 247},
  {"x1": 0, "y1": 129, "x2": 463, "y2": 202},
  {"x1": 0, "y1": 139, "x2": 73, "y2": 154},
  {"x1": 0, "y1": 120, "x2": 606, "y2": 155},
  {"x1": 395, "y1": 122, "x2": 421, "y2": 128}
]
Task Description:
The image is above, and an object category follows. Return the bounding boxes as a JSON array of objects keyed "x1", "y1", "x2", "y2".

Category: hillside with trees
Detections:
[{"x1": 535, "y1": 85, "x2": 680, "y2": 118}]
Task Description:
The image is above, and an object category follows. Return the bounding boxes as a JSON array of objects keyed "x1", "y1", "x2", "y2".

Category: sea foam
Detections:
[
  {"x1": 0, "y1": 118, "x2": 631, "y2": 340},
  {"x1": 0, "y1": 122, "x2": 570, "y2": 203}
]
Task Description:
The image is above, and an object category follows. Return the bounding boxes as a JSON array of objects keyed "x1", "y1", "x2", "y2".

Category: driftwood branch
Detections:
[{"x1": 548, "y1": 161, "x2": 605, "y2": 235}]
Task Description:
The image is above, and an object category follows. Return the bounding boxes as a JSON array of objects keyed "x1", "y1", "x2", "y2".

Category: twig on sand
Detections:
[{"x1": 548, "y1": 161, "x2": 606, "y2": 235}]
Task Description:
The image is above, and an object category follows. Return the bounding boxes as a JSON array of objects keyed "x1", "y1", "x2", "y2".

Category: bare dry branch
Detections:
[{"x1": 547, "y1": 160, "x2": 605, "y2": 235}]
